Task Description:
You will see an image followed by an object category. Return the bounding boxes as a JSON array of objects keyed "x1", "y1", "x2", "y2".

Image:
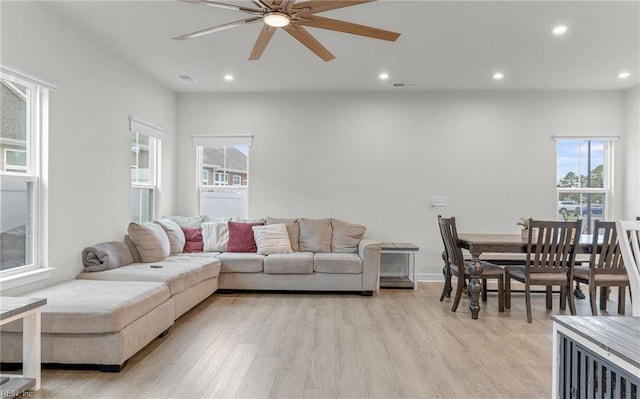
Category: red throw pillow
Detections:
[
  {"x1": 181, "y1": 227, "x2": 203, "y2": 253},
  {"x1": 227, "y1": 221, "x2": 264, "y2": 252}
]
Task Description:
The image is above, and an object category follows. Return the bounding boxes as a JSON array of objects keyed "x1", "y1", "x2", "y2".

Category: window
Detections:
[
  {"x1": 556, "y1": 138, "x2": 614, "y2": 233},
  {"x1": 1, "y1": 66, "x2": 55, "y2": 279},
  {"x1": 193, "y1": 135, "x2": 252, "y2": 220},
  {"x1": 213, "y1": 171, "x2": 228, "y2": 186},
  {"x1": 130, "y1": 117, "x2": 164, "y2": 223},
  {"x1": 202, "y1": 170, "x2": 209, "y2": 185},
  {"x1": 4, "y1": 149, "x2": 27, "y2": 172}
]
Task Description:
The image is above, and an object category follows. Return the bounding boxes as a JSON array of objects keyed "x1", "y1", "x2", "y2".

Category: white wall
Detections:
[
  {"x1": 1, "y1": 2, "x2": 177, "y2": 294},
  {"x1": 176, "y1": 91, "x2": 625, "y2": 279},
  {"x1": 624, "y1": 85, "x2": 640, "y2": 218}
]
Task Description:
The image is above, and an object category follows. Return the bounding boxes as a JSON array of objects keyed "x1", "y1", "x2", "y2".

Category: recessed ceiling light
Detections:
[
  {"x1": 552, "y1": 25, "x2": 568, "y2": 36},
  {"x1": 618, "y1": 71, "x2": 631, "y2": 79},
  {"x1": 493, "y1": 72, "x2": 504, "y2": 81},
  {"x1": 379, "y1": 72, "x2": 389, "y2": 80},
  {"x1": 223, "y1": 74, "x2": 234, "y2": 81}
]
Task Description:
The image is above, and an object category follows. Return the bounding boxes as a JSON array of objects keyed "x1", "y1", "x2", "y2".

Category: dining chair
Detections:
[
  {"x1": 505, "y1": 219, "x2": 582, "y2": 323},
  {"x1": 438, "y1": 215, "x2": 505, "y2": 312},
  {"x1": 573, "y1": 221, "x2": 628, "y2": 315},
  {"x1": 615, "y1": 220, "x2": 640, "y2": 317}
]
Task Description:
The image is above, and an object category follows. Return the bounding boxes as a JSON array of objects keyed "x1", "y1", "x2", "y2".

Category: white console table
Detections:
[
  {"x1": 0, "y1": 296, "x2": 47, "y2": 398},
  {"x1": 379, "y1": 242, "x2": 419, "y2": 290},
  {"x1": 552, "y1": 315, "x2": 640, "y2": 399}
]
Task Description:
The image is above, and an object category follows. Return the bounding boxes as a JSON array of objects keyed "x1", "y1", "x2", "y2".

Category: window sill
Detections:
[{"x1": 0, "y1": 267, "x2": 54, "y2": 292}]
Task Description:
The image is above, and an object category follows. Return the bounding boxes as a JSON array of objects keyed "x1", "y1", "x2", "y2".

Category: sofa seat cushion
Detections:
[
  {"x1": 2, "y1": 280, "x2": 170, "y2": 334},
  {"x1": 216, "y1": 252, "x2": 265, "y2": 273},
  {"x1": 77, "y1": 256, "x2": 221, "y2": 296},
  {"x1": 314, "y1": 253, "x2": 363, "y2": 274},
  {"x1": 264, "y1": 252, "x2": 314, "y2": 274}
]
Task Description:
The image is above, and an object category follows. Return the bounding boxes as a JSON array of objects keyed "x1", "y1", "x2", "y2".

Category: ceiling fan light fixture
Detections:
[{"x1": 264, "y1": 12, "x2": 290, "y2": 28}]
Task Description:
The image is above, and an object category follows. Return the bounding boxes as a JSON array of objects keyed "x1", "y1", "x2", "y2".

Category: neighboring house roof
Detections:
[
  {"x1": 203, "y1": 147, "x2": 247, "y2": 172},
  {"x1": 0, "y1": 82, "x2": 27, "y2": 142}
]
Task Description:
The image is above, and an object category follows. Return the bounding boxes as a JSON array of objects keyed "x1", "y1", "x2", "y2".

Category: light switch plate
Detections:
[{"x1": 430, "y1": 195, "x2": 448, "y2": 207}]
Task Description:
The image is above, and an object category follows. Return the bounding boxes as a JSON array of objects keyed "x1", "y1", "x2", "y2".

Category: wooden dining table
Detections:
[{"x1": 457, "y1": 233, "x2": 595, "y2": 319}]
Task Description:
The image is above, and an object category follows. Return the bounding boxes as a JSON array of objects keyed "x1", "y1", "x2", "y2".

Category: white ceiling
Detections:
[{"x1": 44, "y1": 0, "x2": 640, "y2": 93}]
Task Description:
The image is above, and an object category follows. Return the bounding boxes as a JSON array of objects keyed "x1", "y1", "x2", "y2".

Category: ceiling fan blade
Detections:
[
  {"x1": 178, "y1": 0, "x2": 263, "y2": 15},
  {"x1": 282, "y1": 24, "x2": 335, "y2": 62},
  {"x1": 173, "y1": 17, "x2": 262, "y2": 40},
  {"x1": 281, "y1": 0, "x2": 296, "y2": 12},
  {"x1": 295, "y1": 15, "x2": 400, "y2": 41},
  {"x1": 292, "y1": 0, "x2": 374, "y2": 15},
  {"x1": 249, "y1": 24, "x2": 278, "y2": 60}
]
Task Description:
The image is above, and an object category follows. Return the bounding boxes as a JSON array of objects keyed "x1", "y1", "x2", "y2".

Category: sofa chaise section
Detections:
[
  {"x1": 0, "y1": 279, "x2": 174, "y2": 371},
  {"x1": 77, "y1": 255, "x2": 221, "y2": 318}
]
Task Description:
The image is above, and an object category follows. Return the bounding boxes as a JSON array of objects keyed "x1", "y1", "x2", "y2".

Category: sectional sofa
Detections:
[{"x1": 0, "y1": 216, "x2": 381, "y2": 371}]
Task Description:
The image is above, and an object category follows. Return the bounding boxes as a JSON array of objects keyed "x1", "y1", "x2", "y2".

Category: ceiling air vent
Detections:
[
  {"x1": 392, "y1": 83, "x2": 416, "y2": 88},
  {"x1": 177, "y1": 75, "x2": 198, "y2": 84}
]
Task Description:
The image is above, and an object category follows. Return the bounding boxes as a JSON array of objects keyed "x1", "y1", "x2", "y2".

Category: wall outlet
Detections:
[{"x1": 430, "y1": 195, "x2": 448, "y2": 207}]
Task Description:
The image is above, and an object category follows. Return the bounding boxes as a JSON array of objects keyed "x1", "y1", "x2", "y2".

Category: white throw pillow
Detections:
[
  {"x1": 127, "y1": 222, "x2": 170, "y2": 262},
  {"x1": 252, "y1": 224, "x2": 293, "y2": 255},
  {"x1": 201, "y1": 221, "x2": 229, "y2": 252}
]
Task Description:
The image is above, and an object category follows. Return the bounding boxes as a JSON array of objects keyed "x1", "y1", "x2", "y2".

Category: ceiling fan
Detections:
[{"x1": 173, "y1": 0, "x2": 401, "y2": 61}]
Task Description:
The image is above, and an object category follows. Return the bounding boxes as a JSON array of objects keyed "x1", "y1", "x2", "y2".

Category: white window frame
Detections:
[
  {"x1": 0, "y1": 66, "x2": 56, "y2": 289},
  {"x1": 232, "y1": 175, "x2": 241, "y2": 186},
  {"x1": 194, "y1": 136, "x2": 252, "y2": 220},
  {"x1": 130, "y1": 117, "x2": 164, "y2": 224},
  {"x1": 4, "y1": 148, "x2": 27, "y2": 172},
  {"x1": 213, "y1": 171, "x2": 228, "y2": 186},
  {"x1": 555, "y1": 136, "x2": 616, "y2": 231},
  {"x1": 202, "y1": 170, "x2": 209, "y2": 184}
]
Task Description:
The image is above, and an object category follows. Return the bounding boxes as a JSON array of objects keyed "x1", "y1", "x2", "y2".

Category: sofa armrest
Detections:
[{"x1": 359, "y1": 238, "x2": 382, "y2": 292}]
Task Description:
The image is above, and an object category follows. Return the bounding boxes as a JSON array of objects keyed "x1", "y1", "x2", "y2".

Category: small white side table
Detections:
[
  {"x1": 379, "y1": 242, "x2": 419, "y2": 290},
  {"x1": 0, "y1": 296, "x2": 47, "y2": 398}
]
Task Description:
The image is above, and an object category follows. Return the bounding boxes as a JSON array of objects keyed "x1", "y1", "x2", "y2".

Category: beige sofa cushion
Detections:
[
  {"x1": 127, "y1": 222, "x2": 170, "y2": 262},
  {"x1": 264, "y1": 252, "x2": 314, "y2": 274},
  {"x1": 253, "y1": 224, "x2": 293, "y2": 255},
  {"x1": 266, "y1": 217, "x2": 300, "y2": 252},
  {"x1": 216, "y1": 252, "x2": 265, "y2": 273},
  {"x1": 298, "y1": 218, "x2": 332, "y2": 253},
  {"x1": 155, "y1": 219, "x2": 186, "y2": 256},
  {"x1": 331, "y1": 219, "x2": 366, "y2": 253},
  {"x1": 314, "y1": 253, "x2": 363, "y2": 274},
  {"x1": 2, "y1": 280, "x2": 171, "y2": 334},
  {"x1": 78, "y1": 256, "x2": 221, "y2": 296},
  {"x1": 202, "y1": 221, "x2": 229, "y2": 252}
]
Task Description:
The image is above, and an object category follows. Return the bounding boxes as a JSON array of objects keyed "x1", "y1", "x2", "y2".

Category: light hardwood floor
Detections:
[{"x1": 24, "y1": 283, "x2": 632, "y2": 399}]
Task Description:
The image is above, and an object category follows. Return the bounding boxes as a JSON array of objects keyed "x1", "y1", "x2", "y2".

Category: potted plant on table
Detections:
[{"x1": 517, "y1": 217, "x2": 532, "y2": 241}]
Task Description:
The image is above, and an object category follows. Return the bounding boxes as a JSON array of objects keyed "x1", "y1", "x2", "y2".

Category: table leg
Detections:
[
  {"x1": 22, "y1": 309, "x2": 41, "y2": 390},
  {"x1": 467, "y1": 257, "x2": 484, "y2": 319}
]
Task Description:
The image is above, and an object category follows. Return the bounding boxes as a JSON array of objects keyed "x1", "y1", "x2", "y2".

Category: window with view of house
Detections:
[
  {"x1": 194, "y1": 135, "x2": 252, "y2": 220},
  {"x1": 130, "y1": 118, "x2": 163, "y2": 223},
  {"x1": 0, "y1": 67, "x2": 54, "y2": 279},
  {"x1": 556, "y1": 138, "x2": 614, "y2": 234}
]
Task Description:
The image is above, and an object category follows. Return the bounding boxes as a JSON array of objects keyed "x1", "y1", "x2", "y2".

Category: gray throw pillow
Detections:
[
  {"x1": 266, "y1": 217, "x2": 300, "y2": 252},
  {"x1": 331, "y1": 219, "x2": 366, "y2": 253},
  {"x1": 155, "y1": 219, "x2": 186, "y2": 256},
  {"x1": 298, "y1": 218, "x2": 332, "y2": 253},
  {"x1": 127, "y1": 222, "x2": 170, "y2": 262}
]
